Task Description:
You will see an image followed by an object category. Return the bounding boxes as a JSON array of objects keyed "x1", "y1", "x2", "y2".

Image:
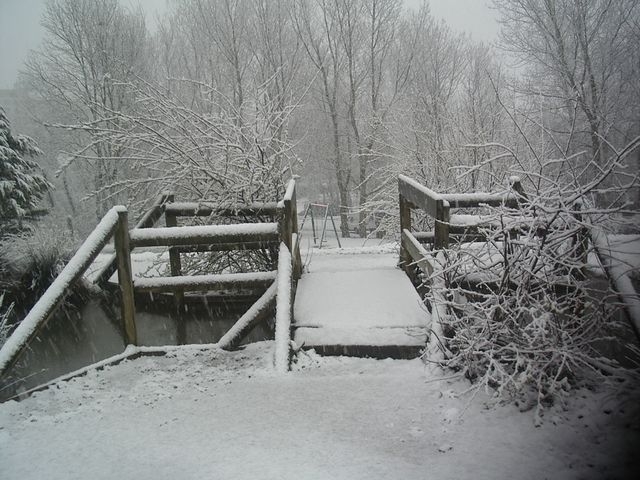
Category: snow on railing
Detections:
[
  {"x1": 129, "y1": 222, "x2": 280, "y2": 247},
  {"x1": 0, "y1": 206, "x2": 125, "y2": 378},
  {"x1": 1, "y1": 181, "x2": 303, "y2": 385},
  {"x1": 274, "y1": 242, "x2": 293, "y2": 373},
  {"x1": 134, "y1": 271, "x2": 277, "y2": 293},
  {"x1": 164, "y1": 201, "x2": 280, "y2": 217},
  {"x1": 590, "y1": 226, "x2": 640, "y2": 340}
]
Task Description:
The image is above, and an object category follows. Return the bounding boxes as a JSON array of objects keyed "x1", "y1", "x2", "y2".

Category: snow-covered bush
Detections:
[
  {"x1": 427, "y1": 140, "x2": 640, "y2": 423},
  {"x1": 0, "y1": 228, "x2": 92, "y2": 323}
]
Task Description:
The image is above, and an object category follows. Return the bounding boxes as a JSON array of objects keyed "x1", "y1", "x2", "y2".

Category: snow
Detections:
[
  {"x1": 129, "y1": 222, "x2": 279, "y2": 244},
  {"x1": 440, "y1": 192, "x2": 517, "y2": 208},
  {"x1": 277, "y1": 179, "x2": 296, "y2": 209},
  {"x1": 294, "y1": 251, "x2": 429, "y2": 347},
  {"x1": 133, "y1": 271, "x2": 277, "y2": 291},
  {"x1": 0, "y1": 206, "x2": 122, "y2": 376},
  {"x1": 274, "y1": 243, "x2": 293, "y2": 372},
  {"x1": 1, "y1": 342, "x2": 638, "y2": 479}
]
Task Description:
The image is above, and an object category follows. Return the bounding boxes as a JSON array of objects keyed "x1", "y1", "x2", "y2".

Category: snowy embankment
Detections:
[{"x1": 1, "y1": 342, "x2": 638, "y2": 480}]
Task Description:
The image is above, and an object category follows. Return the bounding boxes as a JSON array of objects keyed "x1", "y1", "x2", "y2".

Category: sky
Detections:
[{"x1": 0, "y1": 0, "x2": 498, "y2": 90}]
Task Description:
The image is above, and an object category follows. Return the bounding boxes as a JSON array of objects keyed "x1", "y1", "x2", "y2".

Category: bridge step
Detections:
[{"x1": 293, "y1": 252, "x2": 430, "y2": 359}]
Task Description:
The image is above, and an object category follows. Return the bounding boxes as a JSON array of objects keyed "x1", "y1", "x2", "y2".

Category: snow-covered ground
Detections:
[{"x1": 1, "y1": 342, "x2": 638, "y2": 480}]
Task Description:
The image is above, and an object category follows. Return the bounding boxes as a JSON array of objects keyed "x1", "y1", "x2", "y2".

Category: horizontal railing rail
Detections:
[{"x1": 164, "y1": 201, "x2": 281, "y2": 218}]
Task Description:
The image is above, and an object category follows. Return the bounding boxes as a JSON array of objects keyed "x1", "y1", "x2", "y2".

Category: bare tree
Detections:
[
  {"x1": 494, "y1": 0, "x2": 640, "y2": 200},
  {"x1": 293, "y1": 0, "x2": 352, "y2": 236},
  {"x1": 22, "y1": 0, "x2": 150, "y2": 219}
]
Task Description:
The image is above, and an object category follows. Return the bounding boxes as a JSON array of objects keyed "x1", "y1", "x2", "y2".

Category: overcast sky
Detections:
[{"x1": 0, "y1": 0, "x2": 498, "y2": 90}]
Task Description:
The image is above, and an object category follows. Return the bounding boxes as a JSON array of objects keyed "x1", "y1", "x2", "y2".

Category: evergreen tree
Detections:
[{"x1": 0, "y1": 107, "x2": 50, "y2": 235}]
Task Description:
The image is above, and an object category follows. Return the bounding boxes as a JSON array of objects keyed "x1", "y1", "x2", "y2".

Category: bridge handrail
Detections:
[
  {"x1": 1, "y1": 180, "x2": 302, "y2": 383},
  {"x1": 0, "y1": 206, "x2": 125, "y2": 378}
]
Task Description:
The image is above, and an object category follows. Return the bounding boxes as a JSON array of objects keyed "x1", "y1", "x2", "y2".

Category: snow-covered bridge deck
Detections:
[{"x1": 293, "y1": 246, "x2": 430, "y2": 358}]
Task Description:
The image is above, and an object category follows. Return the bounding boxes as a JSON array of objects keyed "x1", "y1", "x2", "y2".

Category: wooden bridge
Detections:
[{"x1": 0, "y1": 175, "x2": 638, "y2": 400}]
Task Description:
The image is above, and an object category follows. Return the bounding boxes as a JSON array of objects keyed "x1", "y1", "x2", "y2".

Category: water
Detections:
[{"x1": 0, "y1": 293, "x2": 273, "y2": 401}]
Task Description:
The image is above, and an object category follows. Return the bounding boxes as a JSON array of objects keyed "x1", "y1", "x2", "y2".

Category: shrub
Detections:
[{"x1": 0, "y1": 228, "x2": 93, "y2": 325}]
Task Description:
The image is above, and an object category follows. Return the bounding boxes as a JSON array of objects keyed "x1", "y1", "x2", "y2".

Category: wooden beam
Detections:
[
  {"x1": 399, "y1": 193, "x2": 412, "y2": 271},
  {"x1": 434, "y1": 201, "x2": 450, "y2": 250},
  {"x1": 402, "y1": 229, "x2": 435, "y2": 276},
  {"x1": 398, "y1": 174, "x2": 449, "y2": 218},
  {"x1": 129, "y1": 223, "x2": 279, "y2": 248},
  {"x1": 133, "y1": 271, "x2": 277, "y2": 293},
  {"x1": 440, "y1": 193, "x2": 519, "y2": 209},
  {"x1": 114, "y1": 209, "x2": 137, "y2": 346},
  {"x1": 164, "y1": 201, "x2": 280, "y2": 218},
  {"x1": 172, "y1": 242, "x2": 277, "y2": 253},
  {"x1": 218, "y1": 282, "x2": 277, "y2": 350}
]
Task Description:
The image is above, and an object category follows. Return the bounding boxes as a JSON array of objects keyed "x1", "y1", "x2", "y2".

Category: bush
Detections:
[
  {"x1": 427, "y1": 203, "x2": 640, "y2": 424},
  {"x1": 0, "y1": 228, "x2": 92, "y2": 326}
]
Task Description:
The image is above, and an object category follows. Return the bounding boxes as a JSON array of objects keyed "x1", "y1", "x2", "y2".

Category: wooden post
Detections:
[
  {"x1": 510, "y1": 176, "x2": 528, "y2": 207},
  {"x1": 115, "y1": 208, "x2": 137, "y2": 346},
  {"x1": 434, "y1": 199, "x2": 450, "y2": 250},
  {"x1": 282, "y1": 200, "x2": 293, "y2": 252},
  {"x1": 399, "y1": 193, "x2": 412, "y2": 271},
  {"x1": 165, "y1": 194, "x2": 185, "y2": 342},
  {"x1": 289, "y1": 187, "x2": 303, "y2": 279}
]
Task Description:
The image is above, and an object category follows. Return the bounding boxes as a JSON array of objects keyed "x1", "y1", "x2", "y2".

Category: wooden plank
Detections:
[
  {"x1": 165, "y1": 204, "x2": 183, "y2": 276},
  {"x1": 280, "y1": 181, "x2": 296, "y2": 251},
  {"x1": 402, "y1": 229, "x2": 434, "y2": 276},
  {"x1": 218, "y1": 282, "x2": 277, "y2": 351},
  {"x1": 399, "y1": 194, "x2": 412, "y2": 269},
  {"x1": 434, "y1": 201, "x2": 450, "y2": 250},
  {"x1": 133, "y1": 271, "x2": 277, "y2": 293},
  {"x1": 0, "y1": 207, "x2": 122, "y2": 379},
  {"x1": 172, "y1": 242, "x2": 277, "y2": 253},
  {"x1": 165, "y1": 196, "x2": 184, "y2": 318},
  {"x1": 129, "y1": 223, "x2": 279, "y2": 247},
  {"x1": 114, "y1": 209, "x2": 137, "y2": 346},
  {"x1": 440, "y1": 193, "x2": 519, "y2": 209},
  {"x1": 398, "y1": 174, "x2": 448, "y2": 218},
  {"x1": 413, "y1": 231, "x2": 434, "y2": 243},
  {"x1": 164, "y1": 201, "x2": 280, "y2": 217}
]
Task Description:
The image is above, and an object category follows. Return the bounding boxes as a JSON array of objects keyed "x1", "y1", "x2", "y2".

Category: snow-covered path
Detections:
[
  {"x1": 1, "y1": 342, "x2": 637, "y2": 479},
  {"x1": 293, "y1": 246, "x2": 429, "y2": 354}
]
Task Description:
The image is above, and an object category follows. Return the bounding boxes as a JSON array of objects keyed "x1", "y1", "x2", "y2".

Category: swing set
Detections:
[{"x1": 299, "y1": 203, "x2": 342, "y2": 248}]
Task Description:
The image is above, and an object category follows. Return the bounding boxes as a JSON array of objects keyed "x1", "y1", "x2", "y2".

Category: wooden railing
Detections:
[
  {"x1": 398, "y1": 175, "x2": 640, "y2": 348},
  {"x1": 397, "y1": 175, "x2": 527, "y2": 351},
  {"x1": 0, "y1": 180, "x2": 301, "y2": 380},
  {"x1": 398, "y1": 174, "x2": 524, "y2": 260}
]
